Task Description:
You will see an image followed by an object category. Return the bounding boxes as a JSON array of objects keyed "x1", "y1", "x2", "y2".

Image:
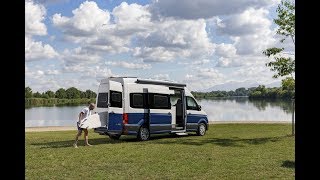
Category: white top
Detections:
[{"x1": 79, "y1": 107, "x2": 91, "y2": 122}]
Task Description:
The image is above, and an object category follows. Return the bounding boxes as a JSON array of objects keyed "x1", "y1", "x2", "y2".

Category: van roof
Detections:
[
  {"x1": 136, "y1": 79, "x2": 186, "y2": 87},
  {"x1": 100, "y1": 77, "x2": 187, "y2": 88}
]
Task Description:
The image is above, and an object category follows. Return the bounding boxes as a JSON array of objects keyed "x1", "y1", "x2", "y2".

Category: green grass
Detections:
[{"x1": 26, "y1": 124, "x2": 295, "y2": 179}]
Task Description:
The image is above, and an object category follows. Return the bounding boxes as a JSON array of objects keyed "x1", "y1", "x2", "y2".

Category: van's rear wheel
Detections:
[
  {"x1": 109, "y1": 134, "x2": 121, "y2": 140},
  {"x1": 137, "y1": 126, "x2": 150, "y2": 141},
  {"x1": 197, "y1": 123, "x2": 206, "y2": 136}
]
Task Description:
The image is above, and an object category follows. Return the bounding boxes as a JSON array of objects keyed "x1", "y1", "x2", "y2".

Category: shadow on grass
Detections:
[
  {"x1": 31, "y1": 137, "x2": 121, "y2": 149},
  {"x1": 149, "y1": 135, "x2": 287, "y2": 147},
  {"x1": 282, "y1": 160, "x2": 295, "y2": 168},
  {"x1": 31, "y1": 133, "x2": 288, "y2": 148}
]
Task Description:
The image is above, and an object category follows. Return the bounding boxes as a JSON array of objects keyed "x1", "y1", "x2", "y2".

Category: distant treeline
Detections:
[
  {"x1": 192, "y1": 85, "x2": 294, "y2": 99},
  {"x1": 25, "y1": 98, "x2": 96, "y2": 108},
  {"x1": 25, "y1": 87, "x2": 97, "y2": 108}
]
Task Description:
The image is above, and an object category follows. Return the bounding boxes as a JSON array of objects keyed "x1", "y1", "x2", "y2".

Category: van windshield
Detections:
[{"x1": 97, "y1": 93, "x2": 108, "y2": 108}]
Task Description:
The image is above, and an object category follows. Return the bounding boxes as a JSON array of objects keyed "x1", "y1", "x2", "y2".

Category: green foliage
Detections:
[
  {"x1": 66, "y1": 87, "x2": 81, "y2": 99},
  {"x1": 45, "y1": 90, "x2": 55, "y2": 98},
  {"x1": 25, "y1": 98, "x2": 96, "y2": 108},
  {"x1": 55, "y1": 88, "x2": 67, "y2": 99},
  {"x1": 263, "y1": 0, "x2": 295, "y2": 79},
  {"x1": 33, "y1": 92, "x2": 42, "y2": 98},
  {"x1": 274, "y1": 0, "x2": 295, "y2": 43},
  {"x1": 263, "y1": 47, "x2": 284, "y2": 57},
  {"x1": 249, "y1": 84, "x2": 294, "y2": 99},
  {"x1": 266, "y1": 57, "x2": 295, "y2": 78},
  {"x1": 25, "y1": 87, "x2": 33, "y2": 98},
  {"x1": 41, "y1": 93, "x2": 49, "y2": 99},
  {"x1": 281, "y1": 77, "x2": 295, "y2": 91},
  {"x1": 25, "y1": 86, "x2": 97, "y2": 108}
]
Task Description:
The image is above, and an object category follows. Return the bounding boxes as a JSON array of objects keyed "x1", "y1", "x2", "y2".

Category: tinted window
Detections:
[
  {"x1": 186, "y1": 96, "x2": 198, "y2": 110},
  {"x1": 97, "y1": 93, "x2": 108, "y2": 108},
  {"x1": 130, "y1": 93, "x2": 144, "y2": 108},
  {"x1": 150, "y1": 94, "x2": 170, "y2": 109},
  {"x1": 110, "y1": 91, "x2": 122, "y2": 108}
]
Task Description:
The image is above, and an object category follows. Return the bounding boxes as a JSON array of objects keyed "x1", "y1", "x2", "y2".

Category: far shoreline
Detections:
[{"x1": 25, "y1": 121, "x2": 292, "y2": 132}]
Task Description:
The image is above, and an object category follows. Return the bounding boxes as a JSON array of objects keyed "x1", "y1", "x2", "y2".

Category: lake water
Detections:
[{"x1": 25, "y1": 98, "x2": 294, "y2": 127}]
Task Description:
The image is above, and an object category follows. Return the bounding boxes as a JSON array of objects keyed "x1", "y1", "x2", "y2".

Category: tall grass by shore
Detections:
[{"x1": 25, "y1": 98, "x2": 96, "y2": 108}]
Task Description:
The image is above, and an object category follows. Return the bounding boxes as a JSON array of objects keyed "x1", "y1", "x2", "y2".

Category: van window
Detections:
[
  {"x1": 97, "y1": 93, "x2": 108, "y2": 108},
  {"x1": 110, "y1": 91, "x2": 122, "y2": 108},
  {"x1": 186, "y1": 96, "x2": 198, "y2": 110},
  {"x1": 130, "y1": 93, "x2": 144, "y2": 108},
  {"x1": 149, "y1": 94, "x2": 170, "y2": 109}
]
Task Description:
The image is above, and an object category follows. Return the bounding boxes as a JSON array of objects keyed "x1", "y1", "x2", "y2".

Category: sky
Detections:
[{"x1": 25, "y1": 0, "x2": 295, "y2": 93}]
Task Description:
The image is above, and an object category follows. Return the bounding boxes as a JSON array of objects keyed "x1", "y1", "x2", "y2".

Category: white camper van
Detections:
[{"x1": 93, "y1": 77, "x2": 209, "y2": 141}]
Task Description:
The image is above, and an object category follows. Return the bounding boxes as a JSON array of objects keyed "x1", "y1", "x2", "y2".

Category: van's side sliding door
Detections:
[{"x1": 149, "y1": 93, "x2": 172, "y2": 133}]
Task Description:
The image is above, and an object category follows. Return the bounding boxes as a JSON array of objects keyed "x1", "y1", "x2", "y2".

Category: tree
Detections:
[
  {"x1": 45, "y1": 90, "x2": 55, "y2": 98},
  {"x1": 282, "y1": 77, "x2": 295, "y2": 91},
  {"x1": 41, "y1": 93, "x2": 49, "y2": 99},
  {"x1": 33, "y1": 92, "x2": 42, "y2": 98},
  {"x1": 25, "y1": 87, "x2": 32, "y2": 98},
  {"x1": 66, "y1": 87, "x2": 80, "y2": 99},
  {"x1": 263, "y1": 0, "x2": 295, "y2": 79},
  {"x1": 55, "y1": 88, "x2": 67, "y2": 99}
]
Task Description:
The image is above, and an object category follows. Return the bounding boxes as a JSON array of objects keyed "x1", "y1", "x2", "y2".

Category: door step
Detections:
[{"x1": 176, "y1": 132, "x2": 188, "y2": 136}]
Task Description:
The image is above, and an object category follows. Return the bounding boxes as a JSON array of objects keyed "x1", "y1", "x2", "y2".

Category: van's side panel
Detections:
[
  {"x1": 124, "y1": 83, "x2": 147, "y2": 135},
  {"x1": 185, "y1": 88, "x2": 209, "y2": 131},
  {"x1": 107, "y1": 80, "x2": 123, "y2": 134}
]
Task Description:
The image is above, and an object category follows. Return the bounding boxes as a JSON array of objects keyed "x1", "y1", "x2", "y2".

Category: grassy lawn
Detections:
[{"x1": 26, "y1": 124, "x2": 295, "y2": 179}]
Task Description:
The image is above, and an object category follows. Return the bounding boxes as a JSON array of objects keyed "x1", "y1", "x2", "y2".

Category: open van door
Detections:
[{"x1": 107, "y1": 80, "x2": 123, "y2": 134}]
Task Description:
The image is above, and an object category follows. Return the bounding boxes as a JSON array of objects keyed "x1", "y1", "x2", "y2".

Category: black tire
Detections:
[
  {"x1": 197, "y1": 123, "x2": 206, "y2": 136},
  {"x1": 109, "y1": 134, "x2": 121, "y2": 140},
  {"x1": 137, "y1": 126, "x2": 150, "y2": 141}
]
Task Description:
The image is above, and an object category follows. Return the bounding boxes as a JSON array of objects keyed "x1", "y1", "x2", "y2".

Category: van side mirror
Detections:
[{"x1": 198, "y1": 105, "x2": 201, "y2": 111}]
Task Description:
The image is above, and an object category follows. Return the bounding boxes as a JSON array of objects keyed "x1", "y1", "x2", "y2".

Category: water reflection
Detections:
[
  {"x1": 197, "y1": 98, "x2": 293, "y2": 122},
  {"x1": 25, "y1": 98, "x2": 294, "y2": 127}
]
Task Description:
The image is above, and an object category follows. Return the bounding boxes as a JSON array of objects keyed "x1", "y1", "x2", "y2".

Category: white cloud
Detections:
[
  {"x1": 106, "y1": 61, "x2": 152, "y2": 69},
  {"x1": 151, "y1": 0, "x2": 278, "y2": 19},
  {"x1": 61, "y1": 47, "x2": 101, "y2": 66},
  {"x1": 45, "y1": 69, "x2": 60, "y2": 75},
  {"x1": 134, "y1": 18, "x2": 214, "y2": 62},
  {"x1": 52, "y1": 1, "x2": 134, "y2": 54},
  {"x1": 182, "y1": 68, "x2": 225, "y2": 91},
  {"x1": 197, "y1": 68, "x2": 224, "y2": 79},
  {"x1": 25, "y1": 0, "x2": 58, "y2": 62},
  {"x1": 25, "y1": 36, "x2": 58, "y2": 61},
  {"x1": 216, "y1": 8, "x2": 271, "y2": 36},
  {"x1": 25, "y1": 0, "x2": 47, "y2": 36},
  {"x1": 152, "y1": 74, "x2": 170, "y2": 80},
  {"x1": 215, "y1": 43, "x2": 237, "y2": 58},
  {"x1": 112, "y1": 2, "x2": 153, "y2": 36},
  {"x1": 192, "y1": 59, "x2": 210, "y2": 65},
  {"x1": 52, "y1": 1, "x2": 110, "y2": 36},
  {"x1": 216, "y1": 57, "x2": 243, "y2": 68}
]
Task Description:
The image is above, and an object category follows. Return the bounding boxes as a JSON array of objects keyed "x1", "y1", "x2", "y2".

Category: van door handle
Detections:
[
  {"x1": 168, "y1": 112, "x2": 171, "y2": 115},
  {"x1": 188, "y1": 113, "x2": 191, "y2": 115},
  {"x1": 110, "y1": 111, "x2": 114, "y2": 114}
]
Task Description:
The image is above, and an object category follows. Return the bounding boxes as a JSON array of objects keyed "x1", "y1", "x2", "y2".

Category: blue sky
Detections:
[{"x1": 25, "y1": 0, "x2": 294, "y2": 92}]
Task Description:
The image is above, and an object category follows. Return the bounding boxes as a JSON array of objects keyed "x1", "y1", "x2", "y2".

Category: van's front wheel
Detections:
[
  {"x1": 197, "y1": 123, "x2": 206, "y2": 136},
  {"x1": 137, "y1": 126, "x2": 150, "y2": 141}
]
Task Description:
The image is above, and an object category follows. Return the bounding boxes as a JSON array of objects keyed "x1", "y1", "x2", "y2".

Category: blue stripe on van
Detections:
[
  {"x1": 108, "y1": 113, "x2": 122, "y2": 131},
  {"x1": 150, "y1": 113, "x2": 171, "y2": 124},
  {"x1": 127, "y1": 113, "x2": 145, "y2": 124},
  {"x1": 187, "y1": 114, "x2": 208, "y2": 124}
]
